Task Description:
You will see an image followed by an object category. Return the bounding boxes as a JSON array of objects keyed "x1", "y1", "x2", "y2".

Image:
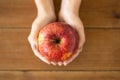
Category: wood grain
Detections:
[
  {"x1": 80, "y1": 0, "x2": 120, "y2": 28},
  {"x1": 0, "y1": 0, "x2": 120, "y2": 28},
  {"x1": 0, "y1": 0, "x2": 36, "y2": 28},
  {"x1": 0, "y1": 0, "x2": 120, "y2": 79},
  {"x1": 0, "y1": 71, "x2": 120, "y2": 80},
  {"x1": 0, "y1": 29, "x2": 120, "y2": 70}
]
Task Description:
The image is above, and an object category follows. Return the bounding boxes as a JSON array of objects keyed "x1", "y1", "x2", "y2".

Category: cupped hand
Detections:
[
  {"x1": 58, "y1": 12, "x2": 85, "y2": 66},
  {"x1": 28, "y1": 0, "x2": 85, "y2": 66},
  {"x1": 28, "y1": 15, "x2": 56, "y2": 64}
]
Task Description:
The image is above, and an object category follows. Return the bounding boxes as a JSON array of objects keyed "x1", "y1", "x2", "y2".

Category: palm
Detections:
[
  {"x1": 58, "y1": 13, "x2": 85, "y2": 66},
  {"x1": 28, "y1": 17, "x2": 56, "y2": 64}
]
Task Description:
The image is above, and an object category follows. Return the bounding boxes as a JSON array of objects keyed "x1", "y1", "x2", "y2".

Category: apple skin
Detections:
[{"x1": 38, "y1": 22, "x2": 79, "y2": 62}]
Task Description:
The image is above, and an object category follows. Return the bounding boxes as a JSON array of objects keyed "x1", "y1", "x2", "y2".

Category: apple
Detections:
[{"x1": 38, "y1": 22, "x2": 79, "y2": 62}]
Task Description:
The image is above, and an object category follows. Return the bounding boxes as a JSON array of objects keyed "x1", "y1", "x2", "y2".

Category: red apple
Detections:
[{"x1": 38, "y1": 22, "x2": 79, "y2": 62}]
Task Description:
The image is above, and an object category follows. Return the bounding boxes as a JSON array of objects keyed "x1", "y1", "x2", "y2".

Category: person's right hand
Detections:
[
  {"x1": 28, "y1": 0, "x2": 56, "y2": 65},
  {"x1": 28, "y1": 14, "x2": 56, "y2": 64}
]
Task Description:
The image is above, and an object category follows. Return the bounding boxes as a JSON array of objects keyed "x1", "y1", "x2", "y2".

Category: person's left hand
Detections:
[{"x1": 57, "y1": 11, "x2": 86, "y2": 66}]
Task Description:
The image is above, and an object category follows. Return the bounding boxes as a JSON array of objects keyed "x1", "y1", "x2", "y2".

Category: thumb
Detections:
[
  {"x1": 63, "y1": 48, "x2": 82, "y2": 66},
  {"x1": 28, "y1": 36, "x2": 50, "y2": 64}
]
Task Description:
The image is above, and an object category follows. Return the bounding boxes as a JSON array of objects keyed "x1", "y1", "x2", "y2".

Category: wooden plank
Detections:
[
  {"x1": 0, "y1": 29, "x2": 120, "y2": 70},
  {"x1": 0, "y1": 0, "x2": 120, "y2": 28},
  {"x1": 80, "y1": 0, "x2": 120, "y2": 28},
  {"x1": 0, "y1": 71, "x2": 120, "y2": 80},
  {"x1": 0, "y1": 0, "x2": 36, "y2": 28}
]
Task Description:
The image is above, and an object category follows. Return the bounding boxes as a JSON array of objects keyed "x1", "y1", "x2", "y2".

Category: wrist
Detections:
[
  {"x1": 59, "y1": 10, "x2": 79, "y2": 20},
  {"x1": 34, "y1": 14, "x2": 56, "y2": 27},
  {"x1": 59, "y1": 9, "x2": 79, "y2": 17},
  {"x1": 60, "y1": 0, "x2": 81, "y2": 16},
  {"x1": 34, "y1": 0, "x2": 56, "y2": 19},
  {"x1": 38, "y1": 11, "x2": 56, "y2": 18}
]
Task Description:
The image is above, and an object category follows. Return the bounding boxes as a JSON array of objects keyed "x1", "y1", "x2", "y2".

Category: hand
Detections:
[
  {"x1": 28, "y1": 0, "x2": 56, "y2": 65},
  {"x1": 57, "y1": 0, "x2": 85, "y2": 66},
  {"x1": 28, "y1": 15, "x2": 56, "y2": 64},
  {"x1": 58, "y1": 12, "x2": 85, "y2": 66},
  {"x1": 28, "y1": 0, "x2": 85, "y2": 66}
]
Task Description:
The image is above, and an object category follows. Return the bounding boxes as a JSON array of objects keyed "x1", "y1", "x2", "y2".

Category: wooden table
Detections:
[{"x1": 0, "y1": 0, "x2": 120, "y2": 80}]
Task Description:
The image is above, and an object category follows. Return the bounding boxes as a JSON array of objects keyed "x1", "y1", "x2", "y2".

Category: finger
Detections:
[
  {"x1": 57, "y1": 62, "x2": 63, "y2": 66},
  {"x1": 63, "y1": 53, "x2": 79, "y2": 66},
  {"x1": 28, "y1": 37, "x2": 50, "y2": 64},
  {"x1": 50, "y1": 61, "x2": 57, "y2": 66},
  {"x1": 28, "y1": 36, "x2": 37, "y2": 51},
  {"x1": 79, "y1": 47, "x2": 83, "y2": 53},
  {"x1": 33, "y1": 48, "x2": 50, "y2": 64},
  {"x1": 63, "y1": 39, "x2": 83, "y2": 66},
  {"x1": 58, "y1": 13, "x2": 65, "y2": 22},
  {"x1": 30, "y1": 40, "x2": 38, "y2": 50},
  {"x1": 77, "y1": 25, "x2": 86, "y2": 48},
  {"x1": 63, "y1": 49, "x2": 80, "y2": 66}
]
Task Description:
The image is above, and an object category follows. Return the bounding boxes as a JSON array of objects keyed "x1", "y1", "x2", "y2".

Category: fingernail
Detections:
[
  {"x1": 47, "y1": 62, "x2": 51, "y2": 65},
  {"x1": 63, "y1": 62, "x2": 67, "y2": 66},
  {"x1": 58, "y1": 62, "x2": 62, "y2": 66},
  {"x1": 51, "y1": 62, "x2": 56, "y2": 66}
]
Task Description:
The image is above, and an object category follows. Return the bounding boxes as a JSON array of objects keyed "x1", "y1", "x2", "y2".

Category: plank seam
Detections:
[
  {"x1": 0, "y1": 70, "x2": 120, "y2": 72},
  {"x1": 0, "y1": 27, "x2": 120, "y2": 29}
]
